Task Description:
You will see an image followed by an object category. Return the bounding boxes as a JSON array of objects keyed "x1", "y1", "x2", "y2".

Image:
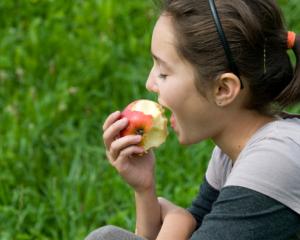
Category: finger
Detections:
[
  {"x1": 113, "y1": 145, "x2": 145, "y2": 171},
  {"x1": 102, "y1": 111, "x2": 121, "y2": 131},
  {"x1": 106, "y1": 149, "x2": 115, "y2": 165},
  {"x1": 103, "y1": 118, "x2": 128, "y2": 149},
  {"x1": 110, "y1": 135, "x2": 142, "y2": 160}
]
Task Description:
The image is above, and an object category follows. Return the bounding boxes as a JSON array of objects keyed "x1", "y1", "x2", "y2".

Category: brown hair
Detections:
[{"x1": 156, "y1": 0, "x2": 300, "y2": 113}]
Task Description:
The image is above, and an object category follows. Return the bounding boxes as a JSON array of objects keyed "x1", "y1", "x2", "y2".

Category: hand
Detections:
[{"x1": 102, "y1": 111, "x2": 156, "y2": 193}]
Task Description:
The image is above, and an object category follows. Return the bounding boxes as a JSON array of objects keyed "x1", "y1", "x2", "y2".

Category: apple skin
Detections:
[
  {"x1": 120, "y1": 109, "x2": 153, "y2": 137},
  {"x1": 120, "y1": 99, "x2": 168, "y2": 150}
]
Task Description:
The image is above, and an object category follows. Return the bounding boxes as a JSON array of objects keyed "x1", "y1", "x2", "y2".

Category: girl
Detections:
[{"x1": 87, "y1": 0, "x2": 300, "y2": 239}]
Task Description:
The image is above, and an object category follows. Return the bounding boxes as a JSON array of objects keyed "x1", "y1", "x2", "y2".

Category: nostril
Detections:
[
  {"x1": 150, "y1": 85, "x2": 159, "y2": 93},
  {"x1": 146, "y1": 80, "x2": 158, "y2": 93}
]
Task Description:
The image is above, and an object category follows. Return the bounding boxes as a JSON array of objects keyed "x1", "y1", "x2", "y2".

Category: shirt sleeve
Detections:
[
  {"x1": 189, "y1": 186, "x2": 300, "y2": 240},
  {"x1": 225, "y1": 135, "x2": 300, "y2": 215},
  {"x1": 186, "y1": 177, "x2": 220, "y2": 230}
]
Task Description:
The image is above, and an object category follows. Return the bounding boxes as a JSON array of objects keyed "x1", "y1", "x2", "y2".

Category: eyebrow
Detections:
[{"x1": 151, "y1": 52, "x2": 172, "y2": 71}]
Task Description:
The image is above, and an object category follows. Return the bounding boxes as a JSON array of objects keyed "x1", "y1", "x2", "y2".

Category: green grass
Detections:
[{"x1": 0, "y1": 0, "x2": 300, "y2": 239}]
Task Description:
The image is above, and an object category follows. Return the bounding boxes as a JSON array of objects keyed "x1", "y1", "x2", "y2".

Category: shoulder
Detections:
[
  {"x1": 236, "y1": 117, "x2": 300, "y2": 169},
  {"x1": 247, "y1": 117, "x2": 300, "y2": 146},
  {"x1": 225, "y1": 118, "x2": 300, "y2": 214}
]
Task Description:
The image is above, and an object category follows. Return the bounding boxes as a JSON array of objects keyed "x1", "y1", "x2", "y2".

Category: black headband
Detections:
[{"x1": 208, "y1": 0, "x2": 244, "y2": 89}]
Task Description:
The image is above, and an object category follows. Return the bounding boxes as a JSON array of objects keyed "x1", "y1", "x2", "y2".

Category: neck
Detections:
[{"x1": 212, "y1": 110, "x2": 275, "y2": 161}]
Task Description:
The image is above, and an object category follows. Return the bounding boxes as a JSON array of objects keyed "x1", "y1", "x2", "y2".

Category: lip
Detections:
[
  {"x1": 157, "y1": 98, "x2": 175, "y2": 128},
  {"x1": 170, "y1": 114, "x2": 176, "y2": 129},
  {"x1": 157, "y1": 97, "x2": 166, "y2": 107},
  {"x1": 158, "y1": 99, "x2": 169, "y2": 112}
]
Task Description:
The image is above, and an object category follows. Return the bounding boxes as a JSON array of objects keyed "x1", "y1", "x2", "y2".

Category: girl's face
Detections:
[{"x1": 146, "y1": 15, "x2": 223, "y2": 145}]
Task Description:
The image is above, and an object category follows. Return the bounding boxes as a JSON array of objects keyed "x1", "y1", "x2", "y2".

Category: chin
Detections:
[
  {"x1": 178, "y1": 132, "x2": 207, "y2": 145},
  {"x1": 178, "y1": 135, "x2": 198, "y2": 145}
]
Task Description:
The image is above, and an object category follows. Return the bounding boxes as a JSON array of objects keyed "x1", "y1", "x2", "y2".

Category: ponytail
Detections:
[{"x1": 276, "y1": 35, "x2": 300, "y2": 107}]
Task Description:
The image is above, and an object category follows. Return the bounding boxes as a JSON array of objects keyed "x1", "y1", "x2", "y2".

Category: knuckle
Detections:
[
  {"x1": 106, "y1": 150, "x2": 112, "y2": 159},
  {"x1": 102, "y1": 131, "x2": 109, "y2": 142},
  {"x1": 110, "y1": 141, "x2": 117, "y2": 152},
  {"x1": 102, "y1": 119, "x2": 110, "y2": 131},
  {"x1": 119, "y1": 150, "x2": 126, "y2": 159},
  {"x1": 117, "y1": 162, "x2": 128, "y2": 174},
  {"x1": 119, "y1": 148, "x2": 131, "y2": 159}
]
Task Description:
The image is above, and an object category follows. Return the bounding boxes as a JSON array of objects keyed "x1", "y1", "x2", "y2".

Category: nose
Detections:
[{"x1": 146, "y1": 67, "x2": 159, "y2": 93}]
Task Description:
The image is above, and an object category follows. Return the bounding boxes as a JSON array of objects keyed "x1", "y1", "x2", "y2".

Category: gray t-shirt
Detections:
[{"x1": 206, "y1": 117, "x2": 300, "y2": 215}]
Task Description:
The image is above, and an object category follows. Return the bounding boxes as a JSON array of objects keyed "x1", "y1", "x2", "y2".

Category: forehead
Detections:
[{"x1": 151, "y1": 15, "x2": 181, "y2": 64}]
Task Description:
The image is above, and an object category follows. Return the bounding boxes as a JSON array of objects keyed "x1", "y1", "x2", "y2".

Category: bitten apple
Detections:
[{"x1": 120, "y1": 99, "x2": 168, "y2": 150}]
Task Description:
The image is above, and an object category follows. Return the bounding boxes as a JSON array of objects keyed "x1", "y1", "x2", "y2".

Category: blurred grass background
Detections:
[{"x1": 0, "y1": 0, "x2": 300, "y2": 239}]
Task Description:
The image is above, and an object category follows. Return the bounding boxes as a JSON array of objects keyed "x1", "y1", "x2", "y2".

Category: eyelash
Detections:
[{"x1": 158, "y1": 73, "x2": 168, "y2": 79}]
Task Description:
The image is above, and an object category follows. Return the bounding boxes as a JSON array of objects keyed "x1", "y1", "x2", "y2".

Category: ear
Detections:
[{"x1": 213, "y1": 73, "x2": 242, "y2": 107}]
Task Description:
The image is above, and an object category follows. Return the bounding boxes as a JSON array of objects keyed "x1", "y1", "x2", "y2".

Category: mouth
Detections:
[
  {"x1": 157, "y1": 98, "x2": 176, "y2": 129},
  {"x1": 170, "y1": 114, "x2": 176, "y2": 129}
]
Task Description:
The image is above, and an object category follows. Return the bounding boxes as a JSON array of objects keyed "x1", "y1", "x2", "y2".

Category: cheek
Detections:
[
  {"x1": 174, "y1": 105, "x2": 213, "y2": 143},
  {"x1": 162, "y1": 84, "x2": 185, "y2": 107}
]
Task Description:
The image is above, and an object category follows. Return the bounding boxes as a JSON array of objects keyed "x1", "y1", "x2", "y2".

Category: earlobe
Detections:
[{"x1": 214, "y1": 73, "x2": 241, "y2": 107}]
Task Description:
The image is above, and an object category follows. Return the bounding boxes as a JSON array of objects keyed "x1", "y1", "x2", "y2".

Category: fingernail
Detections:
[{"x1": 114, "y1": 110, "x2": 120, "y2": 117}]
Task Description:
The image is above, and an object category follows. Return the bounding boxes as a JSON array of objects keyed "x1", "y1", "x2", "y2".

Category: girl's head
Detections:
[{"x1": 152, "y1": 0, "x2": 300, "y2": 114}]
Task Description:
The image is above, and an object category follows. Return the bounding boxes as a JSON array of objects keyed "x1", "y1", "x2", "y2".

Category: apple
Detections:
[{"x1": 120, "y1": 99, "x2": 168, "y2": 151}]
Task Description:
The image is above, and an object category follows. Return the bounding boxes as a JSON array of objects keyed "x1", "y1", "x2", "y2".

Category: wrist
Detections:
[
  {"x1": 134, "y1": 181, "x2": 156, "y2": 195},
  {"x1": 134, "y1": 183, "x2": 161, "y2": 240},
  {"x1": 135, "y1": 183, "x2": 158, "y2": 208}
]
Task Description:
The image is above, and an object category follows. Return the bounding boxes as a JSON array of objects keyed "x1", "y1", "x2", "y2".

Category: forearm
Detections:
[
  {"x1": 156, "y1": 207, "x2": 197, "y2": 240},
  {"x1": 135, "y1": 186, "x2": 162, "y2": 240}
]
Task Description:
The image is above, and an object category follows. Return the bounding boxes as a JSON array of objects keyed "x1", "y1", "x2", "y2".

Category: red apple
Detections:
[{"x1": 120, "y1": 99, "x2": 168, "y2": 150}]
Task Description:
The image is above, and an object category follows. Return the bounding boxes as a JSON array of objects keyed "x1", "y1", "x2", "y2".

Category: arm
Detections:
[
  {"x1": 156, "y1": 199, "x2": 197, "y2": 240},
  {"x1": 102, "y1": 112, "x2": 162, "y2": 239},
  {"x1": 154, "y1": 177, "x2": 220, "y2": 240},
  {"x1": 190, "y1": 186, "x2": 300, "y2": 240},
  {"x1": 134, "y1": 189, "x2": 196, "y2": 240},
  {"x1": 135, "y1": 187, "x2": 162, "y2": 240}
]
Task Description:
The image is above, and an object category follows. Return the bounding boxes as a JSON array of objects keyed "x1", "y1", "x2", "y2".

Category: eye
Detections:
[{"x1": 158, "y1": 73, "x2": 168, "y2": 79}]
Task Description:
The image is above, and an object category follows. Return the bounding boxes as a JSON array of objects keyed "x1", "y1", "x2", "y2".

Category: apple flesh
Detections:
[{"x1": 120, "y1": 99, "x2": 168, "y2": 151}]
